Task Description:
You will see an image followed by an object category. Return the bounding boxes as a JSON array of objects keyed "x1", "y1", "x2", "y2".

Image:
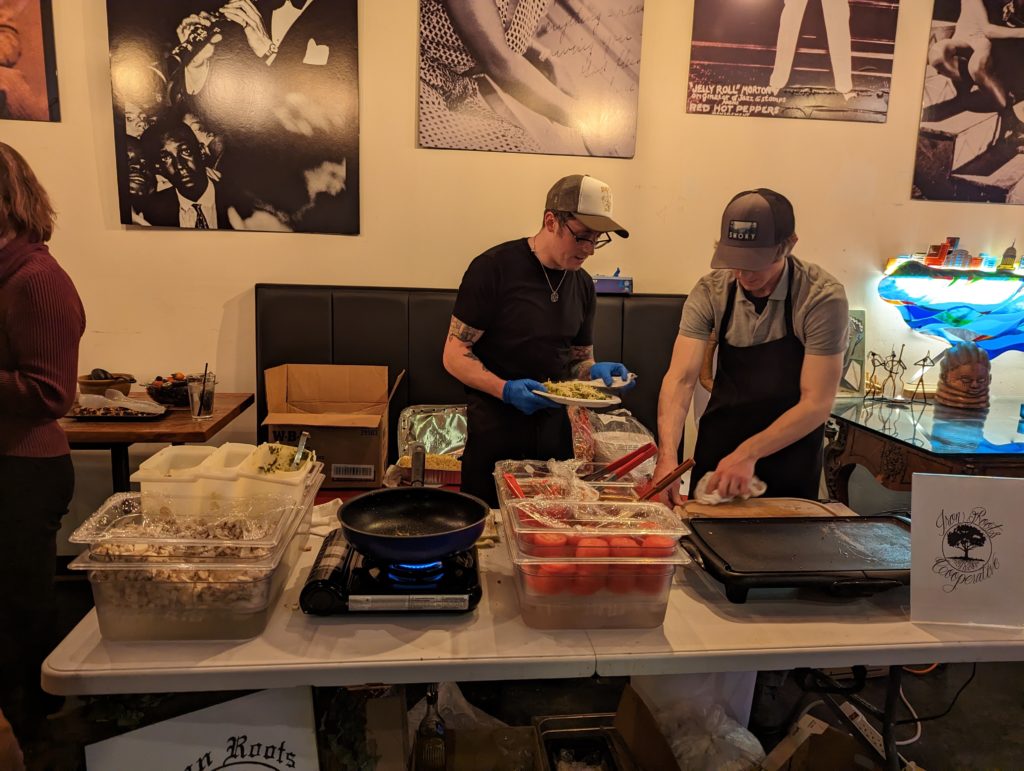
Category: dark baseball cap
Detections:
[
  {"x1": 711, "y1": 188, "x2": 795, "y2": 271},
  {"x1": 545, "y1": 174, "x2": 629, "y2": 238}
]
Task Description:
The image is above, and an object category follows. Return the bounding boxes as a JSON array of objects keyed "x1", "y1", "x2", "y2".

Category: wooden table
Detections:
[
  {"x1": 825, "y1": 397, "x2": 1024, "y2": 504},
  {"x1": 61, "y1": 392, "x2": 255, "y2": 492}
]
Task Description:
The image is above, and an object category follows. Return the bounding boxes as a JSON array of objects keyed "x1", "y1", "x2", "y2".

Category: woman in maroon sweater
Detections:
[{"x1": 0, "y1": 142, "x2": 85, "y2": 742}]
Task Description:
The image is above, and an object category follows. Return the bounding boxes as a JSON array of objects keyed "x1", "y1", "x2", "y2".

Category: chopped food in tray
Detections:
[
  {"x1": 245, "y1": 442, "x2": 314, "y2": 474},
  {"x1": 72, "y1": 493, "x2": 296, "y2": 562},
  {"x1": 88, "y1": 566, "x2": 275, "y2": 612},
  {"x1": 397, "y1": 452, "x2": 461, "y2": 470},
  {"x1": 67, "y1": 405, "x2": 165, "y2": 419},
  {"x1": 541, "y1": 380, "x2": 612, "y2": 401}
]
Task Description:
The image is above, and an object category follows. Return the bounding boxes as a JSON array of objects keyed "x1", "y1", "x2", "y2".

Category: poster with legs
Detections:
[
  {"x1": 106, "y1": 0, "x2": 359, "y2": 234},
  {"x1": 912, "y1": 0, "x2": 1024, "y2": 204},
  {"x1": 417, "y1": 0, "x2": 643, "y2": 157},
  {"x1": 687, "y1": 0, "x2": 900, "y2": 123},
  {"x1": 0, "y1": 0, "x2": 59, "y2": 122}
]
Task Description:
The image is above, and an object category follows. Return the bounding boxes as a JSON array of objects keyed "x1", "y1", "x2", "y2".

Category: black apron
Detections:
[
  {"x1": 689, "y1": 259, "x2": 824, "y2": 499},
  {"x1": 460, "y1": 392, "x2": 573, "y2": 508}
]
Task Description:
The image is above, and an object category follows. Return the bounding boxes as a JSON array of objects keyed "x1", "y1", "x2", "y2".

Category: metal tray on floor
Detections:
[
  {"x1": 682, "y1": 515, "x2": 911, "y2": 603},
  {"x1": 533, "y1": 713, "x2": 638, "y2": 771}
]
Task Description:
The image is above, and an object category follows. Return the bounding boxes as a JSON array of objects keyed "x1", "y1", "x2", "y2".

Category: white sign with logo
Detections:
[
  {"x1": 911, "y1": 473, "x2": 1023, "y2": 628},
  {"x1": 85, "y1": 687, "x2": 318, "y2": 770}
]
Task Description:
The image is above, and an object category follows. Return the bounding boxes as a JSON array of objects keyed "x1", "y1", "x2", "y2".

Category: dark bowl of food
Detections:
[
  {"x1": 78, "y1": 369, "x2": 135, "y2": 396},
  {"x1": 146, "y1": 373, "x2": 190, "y2": 407}
]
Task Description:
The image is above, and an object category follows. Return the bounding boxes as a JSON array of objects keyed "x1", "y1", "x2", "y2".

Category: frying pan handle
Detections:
[{"x1": 410, "y1": 442, "x2": 426, "y2": 488}]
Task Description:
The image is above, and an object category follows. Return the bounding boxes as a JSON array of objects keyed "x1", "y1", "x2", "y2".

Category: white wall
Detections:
[{"x1": 4, "y1": 1, "x2": 1023, "y2": 522}]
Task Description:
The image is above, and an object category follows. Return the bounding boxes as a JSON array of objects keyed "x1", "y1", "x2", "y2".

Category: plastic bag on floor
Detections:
[
  {"x1": 660, "y1": 702, "x2": 764, "y2": 771},
  {"x1": 406, "y1": 682, "x2": 507, "y2": 750}
]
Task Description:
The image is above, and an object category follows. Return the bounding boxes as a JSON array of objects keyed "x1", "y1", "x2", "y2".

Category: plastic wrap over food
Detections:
[
  {"x1": 78, "y1": 392, "x2": 165, "y2": 414},
  {"x1": 70, "y1": 491, "x2": 298, "y2": 563},
  {"x1": 398, "y1": 404, "x2": 467, "y2": 457},
  {"x1": 509, "y1": 499, "x2": 687, "y2": 538},
  {"x1": 588, "y1": 409, "x2": 656, "y2": 480}
]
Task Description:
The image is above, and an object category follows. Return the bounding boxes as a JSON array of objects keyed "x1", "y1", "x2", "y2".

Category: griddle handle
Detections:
[{"x1": 828, "y1": 578, "x2": 903, "y2": 597}]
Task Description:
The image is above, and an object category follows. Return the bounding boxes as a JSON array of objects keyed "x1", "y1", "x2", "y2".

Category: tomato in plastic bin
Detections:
[
  {"x1": 640, "y1": 534, "x2": 677, "y2": 558},
  {"x1": 529, "y1": 531, "x2": 570, "y2": 557},
  {"x1": 606, "y1": 536, "x2": 641, "y2": 594},
  {"x1": 636, "y1": 565, "x2": 673, "y2": 594},
  {"x1": 569, "y1": 537, "x2": 610, "y2": 595},
  {"x1": 523, "y1": 562, "x2": 576, "y2": 595}
]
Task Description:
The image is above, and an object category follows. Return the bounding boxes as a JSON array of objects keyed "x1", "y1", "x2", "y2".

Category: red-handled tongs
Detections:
[
  {"x1": 502, "y1": 473, "x2": 526, "y2": 499},
  {"x1": 580, "y1": 442, "x2": 658, "y2": 482}
]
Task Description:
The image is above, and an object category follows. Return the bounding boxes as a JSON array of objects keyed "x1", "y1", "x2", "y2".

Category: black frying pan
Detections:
[{"x1": 338, "y1": 444, "x2": 488, "y2": 564}]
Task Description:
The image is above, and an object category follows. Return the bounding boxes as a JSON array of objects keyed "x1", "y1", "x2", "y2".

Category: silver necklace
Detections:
[{"x1": 529, "y1": 238, "x2": 567, "y2": 303}]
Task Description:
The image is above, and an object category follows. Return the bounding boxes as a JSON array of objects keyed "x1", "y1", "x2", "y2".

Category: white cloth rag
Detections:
[
  {"x1": 310, "y1": 497, "x2": 342, "y2": 537},
  {"x1": 693, "y1": 472, "x2": 767, "y2": 505}
]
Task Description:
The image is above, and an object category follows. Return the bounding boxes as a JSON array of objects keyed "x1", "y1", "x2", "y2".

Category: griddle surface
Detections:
[{"x1": 688, "y1": 517, "x2": 910, "y2": 574}]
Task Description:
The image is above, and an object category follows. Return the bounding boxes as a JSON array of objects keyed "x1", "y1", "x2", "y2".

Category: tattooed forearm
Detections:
[
  {"x1": 463, "y1": 349, "x2": 492, "y2": 374},
  {"x1": 569, "y1": 345, "x2": 595, "y2": 379},
  {"x1": 448, "y1": 316, "x2": 483, "y2": 344}
]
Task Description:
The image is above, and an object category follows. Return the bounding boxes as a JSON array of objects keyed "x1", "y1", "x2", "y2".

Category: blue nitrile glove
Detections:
[
  {"x1": 591, "y1": 362, "x2": 636, "y2": 391},
  {"x1": 502, "y1": 379, "x2": 558, "y2": 415}
]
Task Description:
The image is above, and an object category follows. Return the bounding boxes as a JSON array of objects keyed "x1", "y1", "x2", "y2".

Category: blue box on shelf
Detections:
[{"x1": 593, "y1": 274, "x2": 633, "y2": 295}]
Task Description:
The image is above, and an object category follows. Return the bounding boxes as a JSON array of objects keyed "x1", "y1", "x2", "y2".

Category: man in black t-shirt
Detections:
[{"x1": 443, "y1": 175, "x2": 632, "y2": 506}]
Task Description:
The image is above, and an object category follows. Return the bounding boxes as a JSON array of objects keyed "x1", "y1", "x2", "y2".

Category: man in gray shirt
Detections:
[{"x1": 653, "y1": 189, "x2": 848, "y2": 502}]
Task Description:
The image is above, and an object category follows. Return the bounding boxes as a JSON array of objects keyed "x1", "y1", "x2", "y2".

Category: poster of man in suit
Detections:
[
  {"x1": 686, "y1": 0, "x2": 900, "y2": 123},
  {"x1": 0, "y1": 0, "x2": 59, "y2": 122},
  {"x1": 106, "y1": 0, "x2": 359, "y2": 234}
]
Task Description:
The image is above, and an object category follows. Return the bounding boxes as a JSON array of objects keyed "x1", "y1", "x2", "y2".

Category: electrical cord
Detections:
[
  {"x1": 893, "y1": 663, "x2": 976, "y2": 726},
  {"x1": 903, "y1": 663, "x2": 938, "y2": 675},
  {"x1": 894, "y1": 686, "x2": 922, "y2": 746}
]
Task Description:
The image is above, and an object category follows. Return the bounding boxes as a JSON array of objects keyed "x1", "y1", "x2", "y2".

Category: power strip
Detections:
[{"x1": 839, "y1": 701, "x2": 911, "y2": 768}]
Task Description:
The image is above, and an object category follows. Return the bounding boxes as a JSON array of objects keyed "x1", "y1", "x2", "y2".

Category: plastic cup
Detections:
[{"x1": 187, "y1": 373, "x2": 216, "y2": 420}]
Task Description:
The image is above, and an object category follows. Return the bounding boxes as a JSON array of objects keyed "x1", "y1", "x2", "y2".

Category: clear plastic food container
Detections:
[
  {"x1": 505, "y1": 499, "x2": 687, "y2": 559},
  {"x1": 70, "y1": 491, "x2": 302, "y2": 563},
  {"x1": 69, "y1": 475, "x2": 322, "y2": 641},
  {"x1": 236, "y1": 442, "x2": 318, "y2": 501},
  {"x1": 500, "y1": 511, "x2": 688, "y2": 630}
]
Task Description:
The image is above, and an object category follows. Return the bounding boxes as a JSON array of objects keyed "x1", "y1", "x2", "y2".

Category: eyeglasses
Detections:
[{"x1": 564, "y1": 219, "x2": 612, "y2": 250}]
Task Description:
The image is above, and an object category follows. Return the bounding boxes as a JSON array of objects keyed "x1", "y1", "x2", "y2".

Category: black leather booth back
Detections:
[{"x1": 255, "y1": 284, "x2": 686, "y2": 462}]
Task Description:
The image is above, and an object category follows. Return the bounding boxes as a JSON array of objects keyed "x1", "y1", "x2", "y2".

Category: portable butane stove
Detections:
[{"x1": 300, "y1": 530, "x2": 482, "y2": 615}]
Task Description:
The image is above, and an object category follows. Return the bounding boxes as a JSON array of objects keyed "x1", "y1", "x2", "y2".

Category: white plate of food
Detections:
[{"x1": 533, "y1": 381, "x2": 622, "y2": 408}]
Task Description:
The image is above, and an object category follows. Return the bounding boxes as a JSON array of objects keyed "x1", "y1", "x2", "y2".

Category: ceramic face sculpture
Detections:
[{"x1": 936, "y1": 342, "x2": 992, "y2": 409}]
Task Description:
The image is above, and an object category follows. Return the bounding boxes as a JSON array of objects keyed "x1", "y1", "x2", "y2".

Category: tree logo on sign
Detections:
[{"x1": 932, "y1": 507, "x2": 1002, "y2": 593}]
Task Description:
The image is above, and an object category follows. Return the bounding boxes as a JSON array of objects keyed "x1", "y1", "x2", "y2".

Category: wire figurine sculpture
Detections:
[
  {"x1": 864, "y1": 345, "x2": 908, "y2": 403},
  {"x1": 910, "y1": 351, "x2": 937, "y2": 405}
]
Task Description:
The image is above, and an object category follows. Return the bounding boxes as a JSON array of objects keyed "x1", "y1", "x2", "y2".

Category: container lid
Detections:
[
  {"x1": 131, "y1": 445, "x2": 219, "y2": 483},
  {"x1": 507, "y1": 499, "x2": 688, "y2": 537},
  {"x1": 196, "y1": 442, "x2": 258, "y2": 480},
  {"x1": 499, "y1": 511, "x2": 691, "y2": 568},
  {"x1": 71, "y1": 488, "x2": 301, "y2": 563},
  {"x1": 70, "y1": 473, "x2": 322, "y2": 573}
]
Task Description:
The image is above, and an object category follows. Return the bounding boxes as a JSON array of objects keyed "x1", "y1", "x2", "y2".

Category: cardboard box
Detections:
[
  {"x1": 760, "y1": 715, "x2": 882, "y2": 771},
  {"x1": 262, "y1": 364, "x2": 402, "y2": 488}
]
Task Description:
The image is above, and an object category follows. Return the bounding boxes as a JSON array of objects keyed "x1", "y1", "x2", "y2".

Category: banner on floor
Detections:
[{"x1": 84, "y1": 687, "x2": 319, "y2": 770}]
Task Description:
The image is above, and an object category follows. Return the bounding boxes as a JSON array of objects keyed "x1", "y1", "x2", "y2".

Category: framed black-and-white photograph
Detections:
[
  {"x1": 912, "y1": 0, "x2": 1024, "y2": 204},
  {"x1": 417, "y1": 0, "x2": 643, "y2": 157},
  {"x1": 687, "y1": 0, "x2": 900, "y2": 123},
  {"x1": 0, "y1": 0, "x2": 59, "y2": 122},
  {"x1": 106, "y1": 0, "x2": 359, "y2": 234}
]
